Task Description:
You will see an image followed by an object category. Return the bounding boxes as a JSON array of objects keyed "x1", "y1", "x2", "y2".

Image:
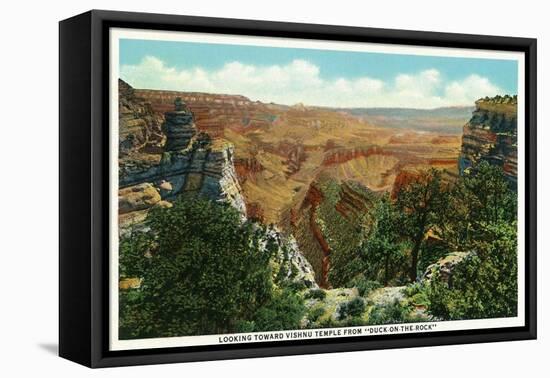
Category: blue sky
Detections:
[{"x1": 120, "y1": 39, "x2": 518, "y2": 108}]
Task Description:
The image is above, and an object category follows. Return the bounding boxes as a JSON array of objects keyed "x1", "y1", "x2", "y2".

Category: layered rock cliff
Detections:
[
  {"x1": 459, "y1": 95, "x2": 517, "y2": 187},
  {"x1": 119, "y1": 79, "x2": 164, "y2": 155},
  {"x1": 118, "y1": 85, "x2": 317, "y2": 292},
  {"x1": 119, "y1": 96, "x2": 246, "y2": 230},
  {"x1": 134, "y1": 88, "x2": 279, "y2": 138}
]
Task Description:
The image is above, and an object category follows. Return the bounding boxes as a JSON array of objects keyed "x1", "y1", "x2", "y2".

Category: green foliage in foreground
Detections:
[
  {"x1": 356, "y1": 196, "x2": 409, "y2": 285},
  {"x1": 119, "y1": 161, "x2": 518, "y2": 336},
  {"x1": 240, "y1": 288, "x2": 305, "y2": 332},
  {"x1": 347, "y1": 276, "x2": 382, "y2": 297},
  {"x1": 423, "y1": 163, "x2": 518, "y2": 320},
  {"x1": 426, "y1": 221, "x2": 518, "y2": 320},
  {"x1": 328, "y1": 162, "x2": 518, "y2": 322},
  {"x1": 367, "y1": 300, "x2": 417, "y2": 325},
  {"x1": 119, "y1": 195, "x2": 304, "y2": 339},
  {"x1": 304, "y1": 288, "x2": 326, "y2": 301},
  {"x1": 395, "y1": 169, "x2": 448, "y2": 282},
  {"x1": 338, "y1": 297, "x2": 365, "y2": 320}
]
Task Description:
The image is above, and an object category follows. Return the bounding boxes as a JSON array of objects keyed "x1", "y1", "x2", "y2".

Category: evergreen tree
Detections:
[
  {"x1": 395, "y1": 169, "x2": 447, "y2": 281},
  {"x1": 357, "y1": 195, "x2": 407, "y2": 285},
  {"x1": 119, "y1": 195, "x2": 276, "y2": 338}
]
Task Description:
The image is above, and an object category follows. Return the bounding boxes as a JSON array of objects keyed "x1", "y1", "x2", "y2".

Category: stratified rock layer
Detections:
[
  {"x1": 119, "y1": 79, "x2": 164, "y2": 155},
  {"x1": 119, "y1": 183, "x2": 161, "y2": 214},
  {"x1": 162, "y1": 98, "x2": 196, "y2": 151},
  {"x1": 119, "y1": 98, "x2": 247, "y2": 227},
  {"x1": 459, "y1": 96, "x2": 517, "y2": 187}
]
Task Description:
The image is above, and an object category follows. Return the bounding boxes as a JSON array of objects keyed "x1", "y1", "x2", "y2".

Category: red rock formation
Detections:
[
  {"x1": 391, "y1": 170, "x2": 423, "y2": 199},
  {"x1": 335, "y1": 182, "x2": 373, "y2": 219},
  {"x1": 134, "y1": 88, "x2": 278, "y2": 139},
  {"x1": 303, "y1": 184, "x2": 331, "y2": 288},
  {"x1": 322, "y1": 146, "x2": 392, "y2": 166},
  {"x1": 234, "y1": 157, "x2": 264, "y2": 184},
  {"x1": 246, "y1": 202, "x2": 265, "y2": 223}
]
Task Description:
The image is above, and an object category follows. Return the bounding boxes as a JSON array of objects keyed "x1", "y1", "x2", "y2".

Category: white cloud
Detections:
[{"x1": 120, "y1": 56, "x2": 503, "y2": 108}]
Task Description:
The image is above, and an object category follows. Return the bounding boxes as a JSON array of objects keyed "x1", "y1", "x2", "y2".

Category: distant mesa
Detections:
[{"x1": 291, "y1": 102, "x2": 309, "y2": 111}]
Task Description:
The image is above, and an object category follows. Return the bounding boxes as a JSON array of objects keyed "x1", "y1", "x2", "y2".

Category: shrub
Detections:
[
  {"x1": 250, "y1": 289, "x2": 305, "y2": 331},
  {"x1": 367, "y1": 300, "x2": 412, "y2": 325},
  {"x1": 338, "y1": 297, "x2": 365, "y2": 320},
  {"x1": 284, "y1": 280, "x2": 308, "y2": 292},
  {"x1": 307, "y1": 306, "x2": 326, "y2": 323},
  {"x1": 304, "y1": 289, "x2": 326, "y2": 301},
  {"x1": 348, "y1": 276, "x2": 382, "y2": 297},
  {"x1": 119, "y1": 195, "x2": 275, "y2": 339},
  {"x1": 426, "y1": 222, "x2": 517, "y2": 320}
]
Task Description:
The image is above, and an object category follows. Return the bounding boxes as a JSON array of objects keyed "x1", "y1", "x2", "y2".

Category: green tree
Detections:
[
  {"x1": 426, "y1": 221, "x2": 518, "y2": 319},
  {"x1": 425, "y1": 164, "x2": 518, "y2": 320},
  {"x1": 245, "y1": 288, "x2": 305, "y2": 332},
  {"x1": 357, "y1": 195, "x2": 408, "y2": 285},
  {"x1": 439, "y1": 161, "x2": 516, "y2": 250},
  {"x1": 395, "y1": 170, "x2": 447, "y2": 282},
  {"x1": 119, "y1": 195, "x2": 276, "y2": 338}
]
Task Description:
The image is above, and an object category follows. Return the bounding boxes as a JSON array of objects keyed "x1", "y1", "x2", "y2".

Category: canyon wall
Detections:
[
  {"x1": 119, "y1": 89, "x2": 246, "y2": 230},
  {"x1": 291, "y1": 178, "x2": 376, "y2": 287},
  {"x1": 134, "y1": 88, "x2": 280, "y2": 138},
  {"x1": 119, "y1": 79, "x2": 164, "y2": 155},
  {"x1": 459, "y1": 95, "x2": 517, "y2": 186},
  {"x1": 119, "y1": 82, "x2": 318, "y2": 291}
]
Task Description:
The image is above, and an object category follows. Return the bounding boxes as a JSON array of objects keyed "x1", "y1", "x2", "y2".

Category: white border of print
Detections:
[{"x1": 109, "y1": 27, "x2": 526, "y2": 351}]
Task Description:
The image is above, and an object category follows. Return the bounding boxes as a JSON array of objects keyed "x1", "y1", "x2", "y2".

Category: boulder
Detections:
[
  {"x1": 119, "y1": 183, "x2": 161, "y2": 214},
  {"x1": 422, "y1": 251, "x2": 471, "y2": 285},
  {"x1": 119, "y1": 277, "x2": 142, "y2": 290}
]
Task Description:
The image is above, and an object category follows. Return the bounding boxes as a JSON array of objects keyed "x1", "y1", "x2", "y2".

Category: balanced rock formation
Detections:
[
  {"x1": 119, "y1": 98, "x2": 247, "y2": 225},
  {"x1": 459, "y1": 95, "x2": 517, "y2": 187},
  {"x1": 162, "y1": 98, "x2": 196, "y2": 151}
]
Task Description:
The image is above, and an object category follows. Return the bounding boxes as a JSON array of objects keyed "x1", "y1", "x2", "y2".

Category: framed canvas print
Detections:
[{"x1": 59, "y1": 10, "x2": 537, "y2": 368}]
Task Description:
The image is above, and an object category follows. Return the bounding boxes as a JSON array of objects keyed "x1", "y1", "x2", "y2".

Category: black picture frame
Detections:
[{"x1": 59, "y1": 9, "x2": 537, "y2": 368}]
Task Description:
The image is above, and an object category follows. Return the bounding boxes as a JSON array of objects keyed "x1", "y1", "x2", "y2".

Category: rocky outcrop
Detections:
[
  {"x1": 162, "y1": 98, "x2": 196, "y2": 151},
  {"x1": 119, "y1": 183, "x2": 161, "y2": 214},
  {"x1": 266, "y1": 229, "x2": 318, "y2": 290},
  {"x1": 134, "y1": 88, "x2": 279, "y2": 138},
  {"x1": 422, "y1": 251, "x2": 471, "y2": 285},
  {"x1": 119, "y1": 97, "x2": 247, "y2": 226},
  {"x1": 459, "y1": 95, "x2": 517, "y2": 187},
  {"x1": 119, "y1": 79, "x2": 164, "y2": 155}
]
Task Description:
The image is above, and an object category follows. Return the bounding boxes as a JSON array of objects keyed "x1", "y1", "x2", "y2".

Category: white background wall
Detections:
[{"x1": 0, "y1": 0, "x2": 546, "y2": 376}]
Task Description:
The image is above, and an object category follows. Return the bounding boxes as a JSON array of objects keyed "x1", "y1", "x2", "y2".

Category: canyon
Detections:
[
  {"x1": 118, "y1": 79, "x2": 517, "y2": 288},
  {"x1": 130, "y1": 82, "x2": 463, "y2": 224}
]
